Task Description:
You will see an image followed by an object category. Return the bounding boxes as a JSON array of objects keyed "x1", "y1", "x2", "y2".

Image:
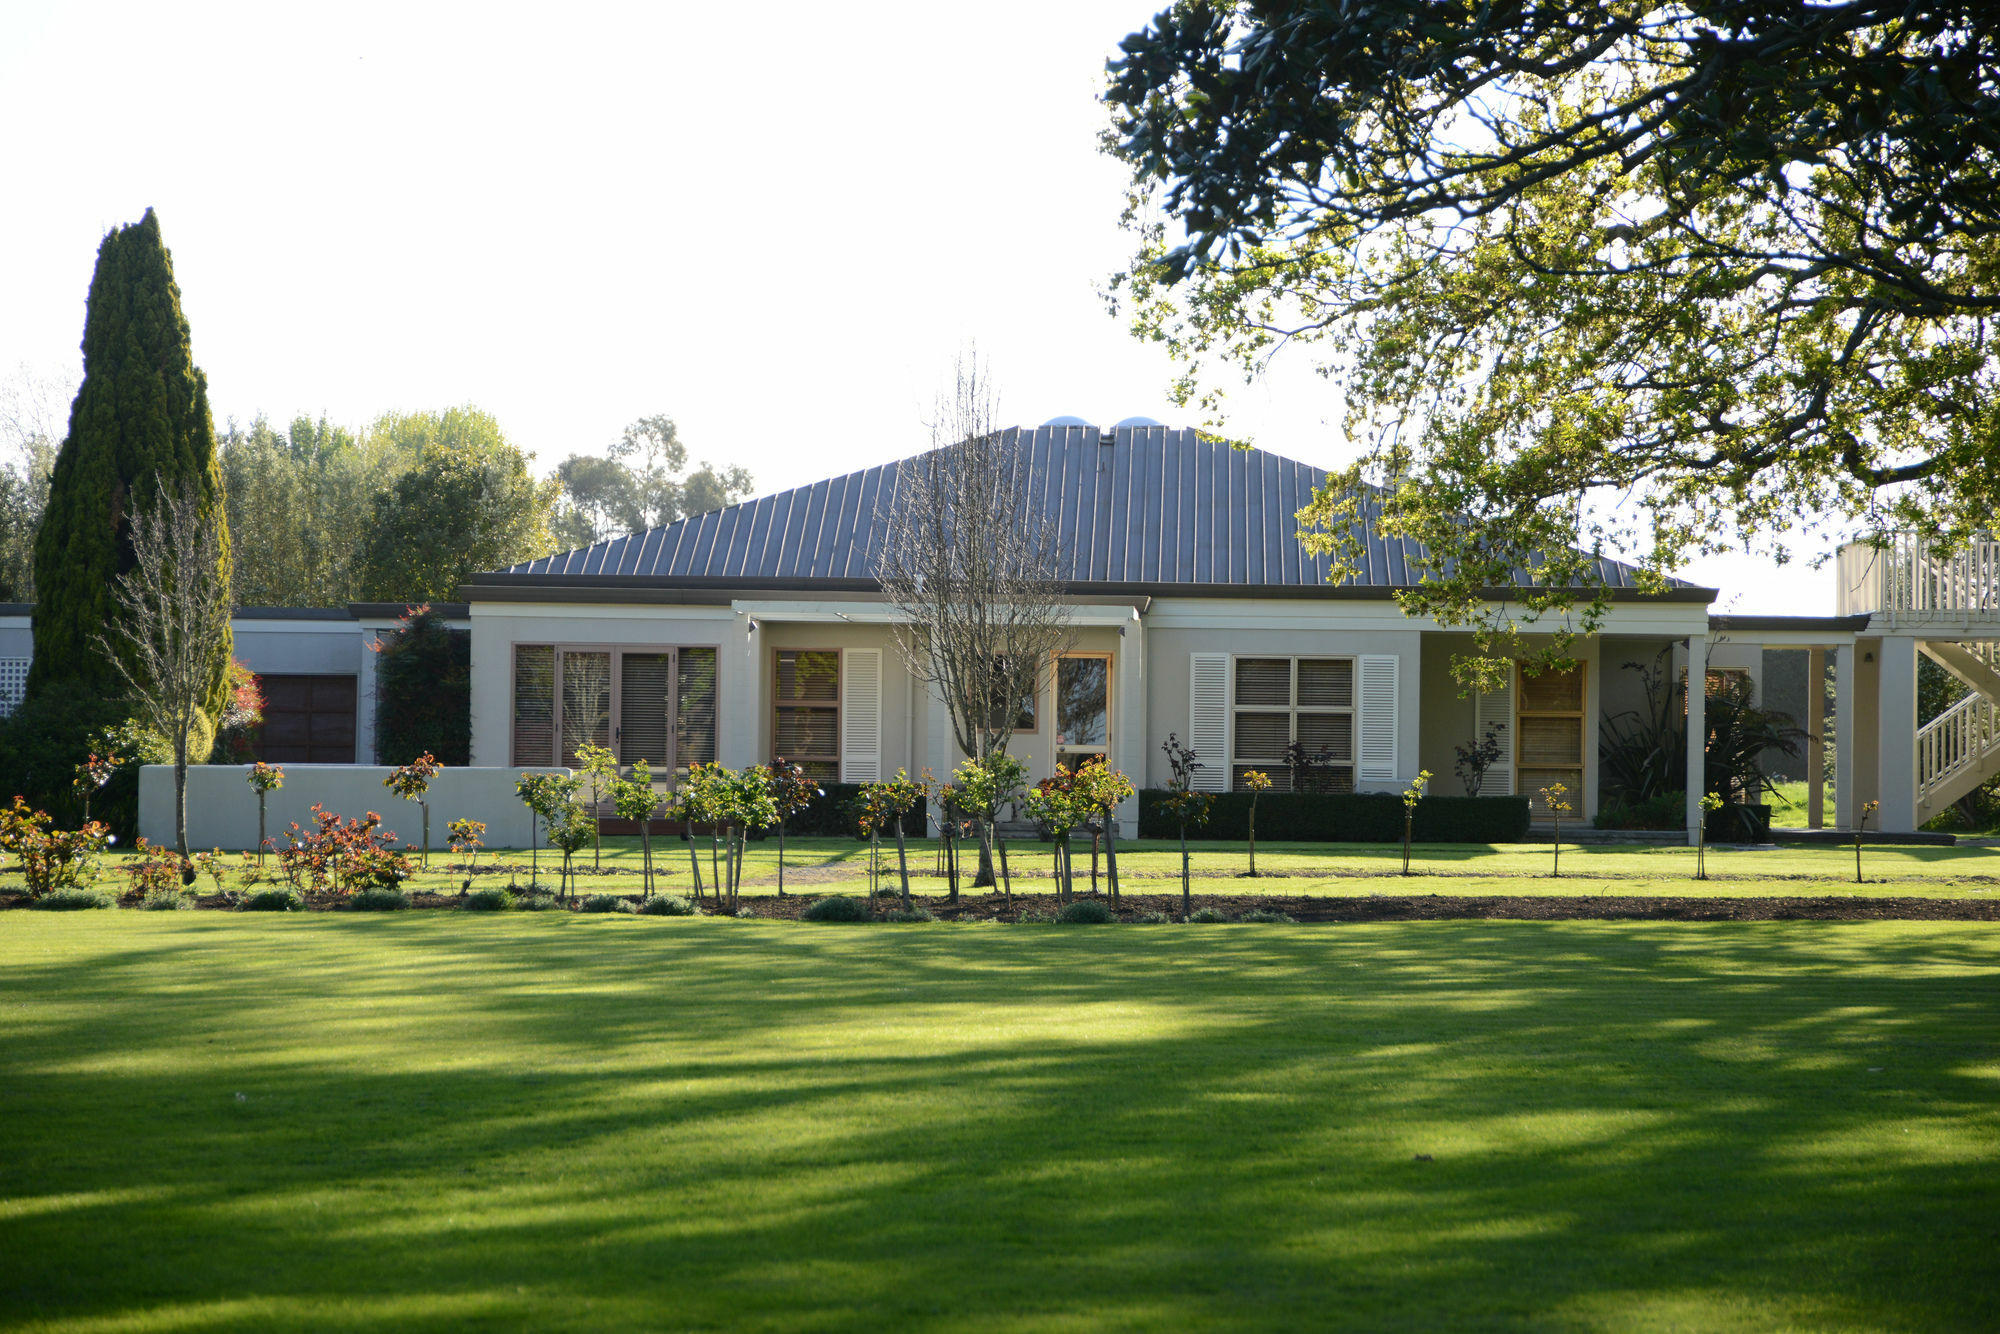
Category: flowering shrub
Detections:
[
  {"x1": 73, "y1": 751, "x2": 125, "y2": 825},
  {"x1": 247, "y1": 763, "x2": 285, "y2": 865},
  {"x1": 123, "y1": 838, "x2": 191, "y2": 897},
  {"x1": 385, "y1": 753, "x2": 441, "y2": 867},
  {"x1": 216, "y1": 659, "x2": 266, "y2": 763},
  {"x1": 274, "y1": 806, "x2": 413, "y2": 897},
  {"x1": 0, "y1": 796, "x2": 113, "y2": 899},
  {"x1": 448, "y1": 818, "x2": 487, "y2": 871}
]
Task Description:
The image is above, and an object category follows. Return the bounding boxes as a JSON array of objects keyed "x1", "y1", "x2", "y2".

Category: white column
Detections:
[
  {"x1": 1834, "y1": 644, "x2": 1855, "y2": 829},
  {"x1": 354, "y1": 627, "x2": 380, "y2": 765},
  {"x1": 1114, "y1": 611, "x2": 1146, "y2": 832},
  {"x1": 719, "y1": 613, "x2": 762, "y2": 769},
  {"x1": 1876, "y1": 635, "x2": 1918, "y2": 832},
  {"x1": 1686, "y1": 633, "x2": 1707, "y2": 847},
  {"x1": 1806, "y1": 647, "x2": 1826, "y2": 829}
]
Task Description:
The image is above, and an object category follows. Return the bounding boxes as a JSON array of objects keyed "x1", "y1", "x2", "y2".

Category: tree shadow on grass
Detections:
[{"x1": 0, "y1": 919, "x2": 1995, "y2": 1331}]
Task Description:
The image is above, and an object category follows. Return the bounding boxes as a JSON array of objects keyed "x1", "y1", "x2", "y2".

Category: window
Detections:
[
  {"x1": 511, "y1": 643, "x2": 717, "y2": 771},
  {"x1": 774, "y1": 650, "x2": 840, "y2": 781},
  {"x1": 989, "y1": 656, "x2": 1036, "y2": 732},
  {"x1": 1231, "y1": 657, "x2": 1354, "y2": 791},
  {"x1": 1054, "y1": 653, "x2": 1110, "y2": 768},
  {"x1": 1519, "y1": 663, "x2": 1585, "y2": 820}
]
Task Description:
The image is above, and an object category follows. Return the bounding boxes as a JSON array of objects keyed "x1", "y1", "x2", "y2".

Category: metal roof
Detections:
[{"x1": 483, "y1": 425, "x2": 1685, "y2": 592}]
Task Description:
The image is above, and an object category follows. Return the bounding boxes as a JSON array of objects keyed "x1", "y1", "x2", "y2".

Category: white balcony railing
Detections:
[{"x1": 1836, "y1": 537, "x2": 2000, "y2": 619}]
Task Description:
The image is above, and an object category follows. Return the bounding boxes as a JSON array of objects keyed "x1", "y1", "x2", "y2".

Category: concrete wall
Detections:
[
  {"x1": 231, "y1": 619, "x2": 367, "y2": 676},
  {"x1": 140, "y1": 764, "x2": 570, "y2": 851}
]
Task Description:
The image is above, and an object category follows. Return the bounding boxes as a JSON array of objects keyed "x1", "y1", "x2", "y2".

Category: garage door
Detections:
[{"x1": 255, "y1": 675, "x2": 357, "y2": 763}]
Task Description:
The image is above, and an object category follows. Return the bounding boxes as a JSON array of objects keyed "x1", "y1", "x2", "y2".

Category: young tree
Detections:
[
  {"x1": 247, "y1": 761, "x2": 284, "y2": 865},
  {"x1": 1240, "y1": 769, "x2": 1271, "y2": 877},
  {"x1": 95, "y1": 481, "x2": 235, "y2": 860},
  {"x1": 875, "y1": 354, "x2": 1072, "y2": 883},
  {"x1": 1159, "y1": 734, "x2": 1213, "y2": 920},
  {"x1": 573, "y1": 742, "x2": 620, "y2": 872},
  {"x1": 1069, "y1": 759, "x2": 1135, "y2": 905},
  {"x1": 953, "y1": 752, "x2": 1027, "y2": 907},
  {"x1": 1400, "y1": 770, "x2": 1431, "y2": 877},
  {"x1": 32, "y1": 209, "x2": 232, "y2": 709},
  {"x1": 766, "y1": 759, "x2": 821, "y2": 897},
  {"x1": 611, "y1": 762, "x2": 662, "y2": 898},
  {"x1": 384, "y1": 752, "x2": 440, "y2": 869},
  {"x1": 1107, "y1": 5, "x2": 2000, "y2": 673}
]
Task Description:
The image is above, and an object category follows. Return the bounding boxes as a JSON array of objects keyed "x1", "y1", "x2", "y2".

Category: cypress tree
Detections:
[{"x1": 28, "y1": 209, "x2": 232, "y2": 718}]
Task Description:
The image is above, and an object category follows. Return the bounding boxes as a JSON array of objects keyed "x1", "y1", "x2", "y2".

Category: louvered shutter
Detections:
[
  {"x1": 842, "y1": 648, "x2": 882, "y2": 782},
  {"x1": 1357, "y1": 655, "x2": 1399, "y2": 783},
  {"x1": 1474, "y1": 665, "x2": 1515, "y2": 796},
  {"x1": 1189, "y1": 652, "x2": 1229, "y2": 792},
  {"x1": 619, "y1": 653, "x2": 673, "y2": 765},
  {"x1": 512, "y1": 645, "x2": 555, "y2": 767}
]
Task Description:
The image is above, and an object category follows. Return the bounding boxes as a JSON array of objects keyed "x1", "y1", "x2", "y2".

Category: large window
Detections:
[
  {"x1": 774, "y1": 650, "x2": 840, "y2": 781},
  {"x1": 512, "y1": 644, "x2": 717, "y2": 771},
  {"x1": 1231, "y1": 657, "x2": 1354, "y2": 791},
  {"x1": 1055, "y1": 653, "x2": 1110, "y2": 768}
]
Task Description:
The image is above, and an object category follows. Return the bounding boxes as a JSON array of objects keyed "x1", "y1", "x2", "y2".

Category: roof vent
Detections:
[
  {"x1": 1113, "y1": 415, "x2": 1165, "y2": 429},
  {"x1": 1041, "y1": 414, "x2": 1090, "y2": 427}
]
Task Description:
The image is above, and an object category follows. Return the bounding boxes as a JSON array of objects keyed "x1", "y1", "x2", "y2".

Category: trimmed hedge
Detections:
[
  {"x1": 784, "y1": 783, "x2": 928, "y2": 838},
  {"x1": 1136, "y1": 791, "x2": 1530, "y2": 844}
]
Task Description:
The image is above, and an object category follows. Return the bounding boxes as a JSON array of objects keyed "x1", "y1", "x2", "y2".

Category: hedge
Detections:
[
  {"x1": 784, "y1": 782, "x2": 928, "y2": 838},
  {"x1": 1136, "y1": 790, "x2": 1530, "y2": 844}
]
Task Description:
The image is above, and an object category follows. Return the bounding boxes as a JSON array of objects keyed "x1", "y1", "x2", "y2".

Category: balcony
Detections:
[{"x1": 1836, "y1": 537, "x2": 2000, "y2": 623}]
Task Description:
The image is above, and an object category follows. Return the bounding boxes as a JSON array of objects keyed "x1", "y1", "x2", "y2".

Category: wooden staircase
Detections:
[{"x1": 1916, "y1": 641, "x2": 2000, "y2": 824}]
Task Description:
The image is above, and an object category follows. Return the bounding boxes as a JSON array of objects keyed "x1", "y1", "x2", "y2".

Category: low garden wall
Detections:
[
  {"x1": 1136, "y1": 790, "x2": 1531, "y2": 843},
  {"x1": 139, "y1": 765, "x2": 571, "y2": 852}
]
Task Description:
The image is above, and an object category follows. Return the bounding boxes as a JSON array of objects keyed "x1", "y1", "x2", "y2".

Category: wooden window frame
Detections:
[
  {"x1": 1052, "y1": 651, "x2": 1113, "y2": 764},
  {"x1": 772, "y1": 648, "x2": 842, "y2": 779},
  {"x1": 508, "y1": 640, "x2": 720, "y2": 773},
  {"x1": 1228, "y1": 655, "x2": 1357, "y2": 792}
]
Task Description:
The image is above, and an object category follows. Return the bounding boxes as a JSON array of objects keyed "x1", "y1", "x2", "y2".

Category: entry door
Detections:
[
  {"x1": 1518, "y1": 663, "x2": 1585, "y2": 821},
  {"x1": 1054, "y1": 654, "x2": 1111, "y2": 772}
]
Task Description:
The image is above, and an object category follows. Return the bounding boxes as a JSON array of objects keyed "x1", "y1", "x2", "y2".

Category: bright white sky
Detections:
[{"x1": 0, "y1": 0, "x2": 1828, "y2": 614}]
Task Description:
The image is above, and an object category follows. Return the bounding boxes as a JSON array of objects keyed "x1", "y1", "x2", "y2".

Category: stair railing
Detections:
[{"x1": 1917, "y1": 690, "x2": 1999, "y2": 809}]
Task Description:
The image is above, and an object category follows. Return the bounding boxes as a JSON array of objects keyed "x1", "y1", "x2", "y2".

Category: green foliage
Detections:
[
  {"x1": 1128, "y1": 911, "x2": 1170, "y2": 925},
  {"x1": 356, "y1": 413, "x2": 557, "y2": 601},
  {"x1": 1188, "y1": 907, "x2": 1231, "y2": 924},
  {"x1": 349, "y1": 888, "x2": 411, "y2": 912},
  {"x1": 514, "y1": 892, "x2": 559, "y2": 912},
  {"x1": 951, "y1": 753, "x2": 1028, "y2": 823},
  {"x1": 1138, "y1": 790, "x2": 1530, "y2": 843},
  {"x1": 463, "y1": 887, "x2": 513, "y2": 912},
  {"x1": 637, "y1": 894, "x2": 697, "y2": 917},
  {"x1": 373, "y1": 608, "x2": 470, "y2": 765},
  {"x1": 550, "y1": 416, "x2": 753, "y2": 549},
  {"x1": 30, "y1": 209, "x2": 230, "y2": 711},
  {"x1": 800, "y1": 895, "x2": 872, "y2": 923},
  {"x1": 885, "y1": 906, "x2": 938, "y2": 923},
  {"x1": 1595, "y1": 790, "x2": 1688, "y2": 832},
  {"x1": 240, "y1": 887, "x2": 304, "y2": 912},
  {"x1": 783, "y1": 782, "x2": 926, "y2": 837},
  {"x1": 579, "y1": 894, "x2": 636, "y2": 915},
  {"x1": 31, "y1": 887, "x2": 116, "y2": 911},
  {"x1": 0, "y1": 691, "x2": 149, "y2": 835},
  {"x1": 855, "y1": 769, "x2": 924, "y2": 836},
  {"x1": 1239, "y1": 910, "x2": 1297, "y2": 924},
  {"x1": 219, "y1": 413, "x2": 371, "y2": 606},
  {"x1": 1106, "y1": 6, "x2": 2000, "y2": 661},
  {"x1": 139, "y1": 889, "x2": 193, "y2": 911},
  {"x1": 1054, "y1": 899, "x2": 1115, "y2": 925},
  {"x1": 0, "y1": 795, "x2": 113, "y2": 897}
]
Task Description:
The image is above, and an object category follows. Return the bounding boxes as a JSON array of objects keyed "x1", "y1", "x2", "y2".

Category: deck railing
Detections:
[{"x1": 1836, "y1": 537, "x2": 2000, "y2": 618}]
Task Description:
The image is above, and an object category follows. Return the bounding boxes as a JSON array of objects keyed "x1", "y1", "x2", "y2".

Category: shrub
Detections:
[
  {"x1": 1137, "y1": 790, "x2": 1531, "y2": 843},
  {"x1": 31, "y1": 887, "x2": 115, "y2": 911},
  {"x1": 0, "y1": 796, "x2": 114, "y2": 897},
  {"x1": 463, "y1": 887, "x2": 514, "y2": 912},
  {"x1": 638, "y1": 894, "x2": 697, "y2": 916},
  {"x1": 1240, "y1": 909, "x2": 1297, "y2": 924},
  {"x1": 350, "y1": 888, "x2": 411, "y2": 911},
  {"x1": 515, "y1": 892, "x2": 560, "y2": 911},
  {"x1": 1595, "y1": 789, "x2": 1687, "y2": 831},
  {"x1": 800, "y1": 895, "x2": 872, "y2": 923},
  {"x1": 784, "y1": 782, "x2": 927, "y2": 837},
  {"x1": 1188, "y1": 907, "x2": 1231, "y2": 923},
  {"x1": 579, "y1": 894, "x2": 636, "y2": 914},
  {"x1": 886, "y1": 906, "x2": 937, "y2": 923},
  {"x1": 1128, "y1": 910, "x2": 1170, "y2": 924},
  {"x1": 241, "y1": 887, "x2": 305, "y2": 912},
  {"x1": 1054, "y1": 899, "x2": 1116, "y2": 924},
  {"x1": 373, "y1": 606, "x2": 471, "y2": 766},
  {"x1": 1015, "y1": 909, "x2": 1054, "y2": 923},
  {"x1": 141, "y1": 889, "x2": 193, "y2": 910}
]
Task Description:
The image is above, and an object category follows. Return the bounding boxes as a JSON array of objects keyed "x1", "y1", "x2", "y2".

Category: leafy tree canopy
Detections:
[
  {"x1": 1106, "y1": 2, "x2": 2000, "y2": 665},
  {"x1": 551, "y1": 414, "x2": 752, "y2": 549},
  {"x1": 357, "y1": 430, "x2": 557, "y2": 603}
]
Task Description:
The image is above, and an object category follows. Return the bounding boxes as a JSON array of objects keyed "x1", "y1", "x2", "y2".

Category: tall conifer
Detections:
[{"x1": 29, "y1": 210, "x2": 232, "y2": 717}]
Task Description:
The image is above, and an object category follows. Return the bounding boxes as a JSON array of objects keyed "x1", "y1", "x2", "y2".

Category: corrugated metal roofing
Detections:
[{"x1": 491, "y1": 426, "x2": 1677, "y2": 590}]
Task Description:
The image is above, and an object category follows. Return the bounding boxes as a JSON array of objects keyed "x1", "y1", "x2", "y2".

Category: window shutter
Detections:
[
  {"x1": 1475, "y1": 666, "x2": 1515, "y2": 796},
  {"x1": 842, "y1": 648, "x2": 882, "y2": 782},
  {"x1": 1357, "y1": 654, "x2": 1399, "y2": 783},
  {"x1": 619, "y1": 653, "x2": 672, "y2": 765},
  {"x1": 512, "y1": 645, "x2": 555, "y2": 767},
  {"x1": 1189, "y1": 652, "x2": 1229, "y2": 792}
]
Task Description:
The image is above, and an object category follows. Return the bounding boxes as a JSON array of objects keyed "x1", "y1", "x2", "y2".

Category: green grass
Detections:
[{"x1": 2, "y1": 916, "x2": 1995, "y2": 1330}]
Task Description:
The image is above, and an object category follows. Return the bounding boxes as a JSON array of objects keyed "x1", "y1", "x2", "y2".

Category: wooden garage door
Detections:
[{"x1": 255, "y1": 675, "x2": 357, "y2": 763}]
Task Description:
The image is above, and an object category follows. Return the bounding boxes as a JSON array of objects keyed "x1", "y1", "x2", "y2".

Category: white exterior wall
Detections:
[{"x1": 140, "y1": 764, "x2": 568, "y2": 851}]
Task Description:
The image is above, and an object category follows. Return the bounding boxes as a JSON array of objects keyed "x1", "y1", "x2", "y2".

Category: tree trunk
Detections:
[
  {"x1": 946, "y1": 824, "x2": 959, "y2": 903},
  {"x1": 1060, "y1": 832, "x2": 1074, "y2": 902},
  {"x1": 997, "y1": 835, "x2": 1013, "y2": 907},
  {"x1": 1179, "y1": 825, "x2": 1190, "y2": 920},
  {"x1": 894, "y1": 819, "x2": 911, "y2": 908},
  {"x1": 685, "y1": 833, "x2": 704, "y2": 900},
  {"x1": 973, "y1": 832, "x2": 996, "y2": 887},
  {"x1": 1091, "y1": 830, "x2": 1100, "y2": 894},
  {"x1": 1248, "y1": 798, "x2": 1258, "y2": 876},
  {"x1": 257, "y1": 794, "x2": 267, "y2": 866},
  {"x1": 776, "y1": 820, "x2": 787, "y2": 897},
  {"x1": 1103, "y1": 818, "x2": 1120, "y2": 906},
  {"x1": 640, "y1": 825, "x2": 653, "y2": 898},
  {"x1": 530, "y1": 812, "x2": 539, "y2": 884},
  {"x1": 174, "y1": 734, "x2": 191, "y2": 864},
  {"x1": 421, "y1": 801, "x2": 431, "y2": 871}
]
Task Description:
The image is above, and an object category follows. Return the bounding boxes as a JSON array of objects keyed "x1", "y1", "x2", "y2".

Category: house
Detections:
[{"x1": 101, "y1": 424, "x2": 2000, "y2": 846}]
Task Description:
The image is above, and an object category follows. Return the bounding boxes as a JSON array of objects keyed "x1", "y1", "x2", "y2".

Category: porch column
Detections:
[
  {"x1": 1686, "y1": 633, "x2": 1707, "y2": 847},
  {"x1": 1806, "y1": 646, "x2": 1826, "y2": 829},
  {"x1": 355, "y1": 626, "x2": 380, "y2": 765},
  {"x1": 1112, "y1": 612, "x2": 1146, "y2": 832},
  {"x1": 1876, "y1": 635, "x2": 1918, "y2": 832},
  {"x1": 720, "y1": 612, "x2": 762, "y2": 769},
  {"x1": 1834, "y1": 645, "x2": 1855, "y2": 830}
]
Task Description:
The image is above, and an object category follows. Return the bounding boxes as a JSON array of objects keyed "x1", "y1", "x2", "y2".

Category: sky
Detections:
[{"x1": 0, "y1": 1, "x2": 1833, "y2": 614}]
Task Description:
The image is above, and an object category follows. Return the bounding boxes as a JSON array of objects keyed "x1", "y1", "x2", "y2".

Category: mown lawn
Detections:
[{"x1": 1, "y1": 915, "x2": 1995, "y2": 1331}]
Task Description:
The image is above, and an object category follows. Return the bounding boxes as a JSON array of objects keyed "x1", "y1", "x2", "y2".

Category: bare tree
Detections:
[
  {"x1": 876, "y1": 354, "x2": 1073, "y2": 883},
  {"x1": 96, "y1": 481, "x2": 233, "y2": 860}
]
